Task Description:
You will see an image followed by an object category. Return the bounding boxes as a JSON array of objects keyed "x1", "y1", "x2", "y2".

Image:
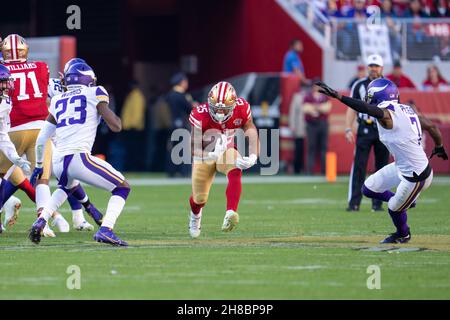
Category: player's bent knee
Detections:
[
  {"x1": 194, "y1": 193, "x2": 208, "y2": 205},
  {"x1": 112, "y1": 182, "x2": 131, "y2": 200},
  {"x1": 362, "y1": 184, "x2": 373, "y2": 198}
]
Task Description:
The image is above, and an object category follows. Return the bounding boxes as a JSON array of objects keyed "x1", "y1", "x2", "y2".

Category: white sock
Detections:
[
  {"x1": 41, "y1": 189, "x2": 68, "y2": 221},
  {"x1": 101, "y1": 195, "x2": 125, "y2": 229},
  {"x1": 36, "y1": 184, "x2": 51, "y2": 210},
  {"x1": 72, "y1": 209, "x2": 85, "y2": 225}
]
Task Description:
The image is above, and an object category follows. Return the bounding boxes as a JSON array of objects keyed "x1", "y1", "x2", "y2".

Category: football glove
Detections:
[
  {"x1": 315, "y1": 81, "x2": 340, "y2": 99},
  {"x1": 236, "y1": 154, "x2": 257, "y2": 170},
  {"x1": 430, "y1": 145, "x2": 448, "y2": 160},
  {"x1": 30, "y1": 167, "x2": 44, "y2": 186},
  {"x1": 13, "y1": 157, "x2": 31, "y2": 175},
  {"x1": 208, "y1": 134, "x2": 228, "y2": 161}
]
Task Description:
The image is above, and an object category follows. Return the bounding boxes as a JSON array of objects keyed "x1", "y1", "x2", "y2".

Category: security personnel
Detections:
[{"x1": 345, "y1": 54, "x2": 390, "y2": 212}]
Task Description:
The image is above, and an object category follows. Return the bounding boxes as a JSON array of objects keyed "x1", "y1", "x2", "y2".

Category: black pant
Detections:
[
  {"x1": 306, "y1": 120, "x2": 328, "y2": 174},
  {"x1": 294, "y1": 137, "x2": 305, "y2": 174},
  {"x1": 348, "y1": 123, "x2": 390, "y2": 208}
]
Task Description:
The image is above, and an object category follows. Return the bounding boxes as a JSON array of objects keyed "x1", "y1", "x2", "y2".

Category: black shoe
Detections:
[
  {"x1": 380, "y1": 230, "x2": 411, "y2": 244},
  {"x1": 371, "y1": 205, "x2": 384, "y2": 212},
  {"x1": 346, "y1": 205, "x2": 360, "y2": 212}
]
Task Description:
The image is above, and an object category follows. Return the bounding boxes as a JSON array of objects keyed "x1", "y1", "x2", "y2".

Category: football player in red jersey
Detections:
[
  {"x1": 188, "y1": 81, "x2": 259, "y2": 238},
  {"x1": 0, "y1": 34, "x2": 68, "y2": 236}
]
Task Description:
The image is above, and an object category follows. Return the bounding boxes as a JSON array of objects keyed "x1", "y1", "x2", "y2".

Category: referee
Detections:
[{"x1": 345, "y1": 54, "x2": 390, "y2": 212}]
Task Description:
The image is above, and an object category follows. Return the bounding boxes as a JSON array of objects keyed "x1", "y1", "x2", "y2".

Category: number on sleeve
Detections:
[{"x1": 409, "y1": 116, "x2": 422, "y2": 145}]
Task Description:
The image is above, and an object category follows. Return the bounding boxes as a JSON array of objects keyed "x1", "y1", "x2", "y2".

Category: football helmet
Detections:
[
  {"x1": 0, "y1": 64, "x2": 14, "y2": 99},
  {"x1": 64, "y1": 62, "x2": 97, "y2": 89},
  {"x1": 63, "y1": 58, "x2": 87, "y2": 74},
  {"x1": 1, "y1": 34, "x2": 28, "y2": 63},
  {"x1": 366, "y1": 78, "x2": 399, "y2": 105},
  {"x1": 207, "y1": 81, "x2": 237, "y2": 123}
]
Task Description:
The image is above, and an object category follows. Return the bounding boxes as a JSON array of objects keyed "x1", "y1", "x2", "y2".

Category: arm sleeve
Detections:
[
  {"x1": 35, "y1": 121, "x2": 56, "y2": 166},
  {"x1": 340, "y1": 96, "x2": 385, "y2": 119}
]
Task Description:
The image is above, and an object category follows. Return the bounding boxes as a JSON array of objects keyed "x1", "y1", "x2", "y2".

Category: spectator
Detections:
[
  {"x1": 348, "y1": 64, "x2": 366, "y2": 89},
  {"x1": 404, "y1": 0, "x2": 430, "y2": 17},
  {"x1": 381, "y1": 0, "x2": 402, "y2": 60},
  {"x1": 431, "y1": 0, "x2": 450, "y2": 16},
  {"x1": 380, "y1": 0, "x2": 397, "y2": 17},
  {"x1": 346, "y1": 0, "x2": 369, "y2": 19},
  {"x1": 166, "y1": 72, "x2": 194, "y2": 177},
  {"x1": 150, "y1": 94, "x2": 172, "y2": 172},
  {"x1": 322, "y1": 0, "x2": 343, "y2": 17},
  {"x1": 304, "y1": 83, "x2": 332, "y2": 175},
  {"x1": 386, "y1": 61, "x2": 417, "y2": 89},
  {"x1": 422, "y1": 64, "x2": 450, "y2": 91},
  {"x1": 283, "y1": 39, "x2": 310, "y2": 84},
  {"x1": 121, "y1": 80, "x2": 147, "y2": 171},
  {"x1": 289, "y1": 88, "x2": 306, "y2": 174}
]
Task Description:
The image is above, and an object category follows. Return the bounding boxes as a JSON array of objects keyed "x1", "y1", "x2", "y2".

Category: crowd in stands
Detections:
[{"x1": 313, "y1": 0, "x2": 450, "y2": 18}]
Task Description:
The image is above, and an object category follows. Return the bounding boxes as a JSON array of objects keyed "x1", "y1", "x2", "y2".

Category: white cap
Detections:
[{"x1": 366, "y1": 54, "x2": 384, "y2": 67}]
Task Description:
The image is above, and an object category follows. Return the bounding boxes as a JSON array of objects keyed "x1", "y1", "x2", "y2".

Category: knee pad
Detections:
[{"x1": 112, "y1": 185, "x2": 131, "y2": 200}]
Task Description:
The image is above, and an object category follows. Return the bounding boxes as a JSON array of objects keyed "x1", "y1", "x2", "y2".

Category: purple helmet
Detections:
[
  {"x1": 366, "y1": 78, "x2": 399, "y2": 105},
  {"x1": 0, "y1": 64, "x2": 14, "y2": 98},
  {"x1": 64, "y1": 62, "x2": 97, "y2": 88},
  {"x1": 63, "y1": 57, "x2": 86, "y2": 74}
]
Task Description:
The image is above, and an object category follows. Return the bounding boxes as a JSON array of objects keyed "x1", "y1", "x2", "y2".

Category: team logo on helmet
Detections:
[
  {"x1": 208, "y1": 81, "x2": 237, "y2": 123},
  {"x1": 1, "y1": 34, "x2": 29, "y2": 63}
]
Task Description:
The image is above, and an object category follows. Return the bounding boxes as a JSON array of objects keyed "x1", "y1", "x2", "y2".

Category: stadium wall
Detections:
[{"x1": 179, "y1": 0, "x2": 322, "y2": 88}]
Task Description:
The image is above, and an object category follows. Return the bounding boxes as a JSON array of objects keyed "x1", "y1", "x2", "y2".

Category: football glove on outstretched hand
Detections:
[
  {"x1": 236, "y1": 154, "x2": 257, "y2": 170},
  {"x1": 13, "y1": 157, "x2": 31, "y2": 176},
  {"x1": 30, "y1": 166, "x2": 44, "y2": 186},
  {"x1": 315, "y1": 81, "x2": 340, "y2": 99},
  {"x1": 430, "y1": 145, "x2": 448, "y2": 160}
]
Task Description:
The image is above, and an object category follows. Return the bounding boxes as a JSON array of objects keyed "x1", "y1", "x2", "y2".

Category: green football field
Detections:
[{"x1": 1, "y1": 175, "x2": 449, "y2": 300}]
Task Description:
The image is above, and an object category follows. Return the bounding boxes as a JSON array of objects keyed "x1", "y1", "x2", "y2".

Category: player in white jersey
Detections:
[
  {"x1": 316, "y1": 79, "x2": 448, "y2": 243},
  {"x1": 0, "y1": 65, "x2": 31, "y2": 232},
  {"x1": 42, "y1": 57, "x2": 104, "y2": 232},
  {"x1": 29, "y1": 62, "x2": 130, "y2": 246}
]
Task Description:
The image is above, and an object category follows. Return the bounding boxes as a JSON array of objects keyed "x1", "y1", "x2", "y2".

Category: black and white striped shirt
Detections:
[{"x1": 350, "y1": 77, "x2": 378, "y2": 124}]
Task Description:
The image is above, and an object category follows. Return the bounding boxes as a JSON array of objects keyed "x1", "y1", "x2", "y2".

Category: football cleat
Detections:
[
  {"x1": 346, "y1": 205, "x2": 360, "y2": 212},
  {"x1": 51, "y1": 214, "x2": 70, "y2": 233},
  {"x1": 74, "y1": 220, "x2": 94, "y2": 231},
  {"x1": 29, "y1": 218, "x2": 47, "y2": 244},
  {"x1": 85, "y1": 204, "x2": 103, "y2": 226},
  {"x1": 371, "y1": 205, "x2": 384, "y2": 212},
  {"x1": 380, "y1": 230, "x2": 411, "y2": 244},
  {"x1": 222, "y1": 210, "x2": 239, "y2": 232},
  {"x1": 43, "y1": 224, "x2": 56, "y2": 238},
  {"x1": 189, "y1": 210, "x2": 202, "y2": 239},
  {"x1": 94, "y1": 227, "x2": 128, "y2": 246},
  {"x1": 3, "y1": 196, "x2": 22, "y2": 227}
]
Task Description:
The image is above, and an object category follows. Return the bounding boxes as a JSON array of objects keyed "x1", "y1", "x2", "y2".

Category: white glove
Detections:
[
  {"x1": 236, "y1": 154, "x2": 257, "y2": 170},
  {"x1": 13, "y1": 157, "x2": 31, "y2": 175},
  {"x1": 208, "y1": 134, "x2": 228, "y2": 161}
]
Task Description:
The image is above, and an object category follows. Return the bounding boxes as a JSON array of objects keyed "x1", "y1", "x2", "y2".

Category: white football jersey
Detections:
[
  {"x1": 48, "y1": 78, "x2": 64, "y2": 99},
  {"x1": 49, "y1": 85, "x2": 109, "y2": 156},
  {"x1": 0, "y1": 97, "x2": 12, "y2": 137},
  {"x1": 377, "y1": 101, "x2": 429, "y2": 178}
]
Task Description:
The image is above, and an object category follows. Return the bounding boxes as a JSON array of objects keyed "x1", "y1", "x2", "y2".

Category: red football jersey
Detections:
[
  {"x1": 4, "y1": 61, "x2": 49, "y2": 128},
  {"x1": 189, "y1": 97, "x2": 252, "y2": 148}
]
